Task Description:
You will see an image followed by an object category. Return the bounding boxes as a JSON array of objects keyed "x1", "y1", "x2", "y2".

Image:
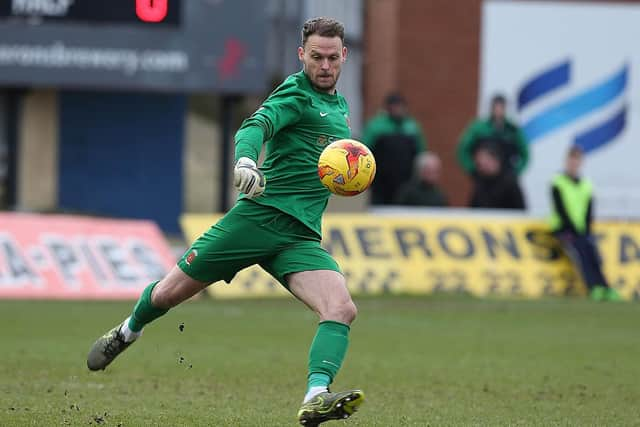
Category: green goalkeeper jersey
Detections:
[{"x1": 234, "y1": 71, "x2": 351, "y2": 238}]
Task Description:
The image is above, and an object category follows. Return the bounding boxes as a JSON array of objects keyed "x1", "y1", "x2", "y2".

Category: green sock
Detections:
[
  {"x1": 307, "y1": 320, "x2": 350, "y2": 391},
  {"x1": 308, "y1": 373, "x2": 331, "y2": 388},
  {"x1": 128, "y1": 282, "x2": 169, "y2": 332}
]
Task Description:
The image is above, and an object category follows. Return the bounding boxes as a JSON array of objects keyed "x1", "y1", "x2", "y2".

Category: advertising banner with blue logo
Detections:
[{"x1": 480, "y1": 1, "x2": 640, "y2": 219}]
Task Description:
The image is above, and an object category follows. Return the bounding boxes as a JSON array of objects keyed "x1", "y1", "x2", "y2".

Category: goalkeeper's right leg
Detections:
[
  {"x1": 87, "y1": 201, "x2": 285, "y2": 371},
  {"x1": 87, "y1": 266, "x2": 206, "y2": 371}
]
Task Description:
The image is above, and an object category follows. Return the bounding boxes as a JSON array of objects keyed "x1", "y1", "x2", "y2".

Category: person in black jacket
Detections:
[
  {"x1": 362, "y1": 93, "x2": 427, "y2": 204},
  {"x1": 550, "y1": 145, "x2": 621, "y2": 301},
  {"x1": 469, "y1": 145, "x2": 525, "y2": 210},
  {"x1": 394, "y1": 152, "x2": 448, "y2": 207}
]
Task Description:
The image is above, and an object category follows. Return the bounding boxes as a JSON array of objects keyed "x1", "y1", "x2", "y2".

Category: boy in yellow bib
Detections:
[{"x1": 550, "y1": 145, "x2": 620, "y2": 301}]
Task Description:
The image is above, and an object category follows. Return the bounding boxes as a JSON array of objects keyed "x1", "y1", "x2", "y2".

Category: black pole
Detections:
[
  {"x1": 5, "y1": 89, "x2": 22, "y2": 209},
  {"x1": 220, "y1": 95, "x2": 238, "y2": 212}
]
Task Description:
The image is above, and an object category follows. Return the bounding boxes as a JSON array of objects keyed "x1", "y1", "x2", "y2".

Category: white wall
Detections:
[{"x1": 480, "y1": 1, "x2": 640, "y2": 219}]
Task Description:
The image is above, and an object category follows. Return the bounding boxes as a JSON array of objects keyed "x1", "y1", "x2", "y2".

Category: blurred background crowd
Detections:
[{"x1": 0, "y1": 0, "x2": 638, "y2": 235}]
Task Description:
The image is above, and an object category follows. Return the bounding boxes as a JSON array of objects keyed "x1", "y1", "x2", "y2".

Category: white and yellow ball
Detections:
[{"x1": 318, "y1": 139, "x2": 376, "y2": 196}]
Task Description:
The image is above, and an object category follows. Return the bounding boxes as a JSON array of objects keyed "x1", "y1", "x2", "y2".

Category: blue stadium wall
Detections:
[{"x1": 58, "y1": 92, "x2": 186, "y2": 233}]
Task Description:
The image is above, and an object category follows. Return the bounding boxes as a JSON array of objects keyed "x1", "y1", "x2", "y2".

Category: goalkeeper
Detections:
[{"x1": 87, "y1": 17, "x2": 364, "y2": 426}]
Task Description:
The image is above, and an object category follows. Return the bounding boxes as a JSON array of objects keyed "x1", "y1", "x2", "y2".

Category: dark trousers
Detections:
[{"x1": 555, "y1": 232, "x2": 609, "y2": 290}]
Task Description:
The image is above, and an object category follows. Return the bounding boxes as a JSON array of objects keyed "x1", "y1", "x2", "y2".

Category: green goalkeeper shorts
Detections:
[{"x1": 177, "y1": 199, "x2": 341, "y2": 287}]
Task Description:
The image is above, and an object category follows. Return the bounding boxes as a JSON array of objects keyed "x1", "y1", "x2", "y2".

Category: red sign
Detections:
[
  {"x1": 0, "y1": 213, "x2": 175, "y2": 300},
  {"x1": 136, "y1": 0, "x2": 169, "y2": 23}
]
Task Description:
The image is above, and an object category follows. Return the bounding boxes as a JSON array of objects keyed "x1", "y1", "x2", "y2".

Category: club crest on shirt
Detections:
[{"x1": 185, "y1": 249, "x2": 198, "y2": 266}]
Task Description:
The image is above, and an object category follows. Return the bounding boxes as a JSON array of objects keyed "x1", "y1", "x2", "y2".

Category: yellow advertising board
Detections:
[{"x1": 181, "y1": 213, "x2": 640, "y2": 300}]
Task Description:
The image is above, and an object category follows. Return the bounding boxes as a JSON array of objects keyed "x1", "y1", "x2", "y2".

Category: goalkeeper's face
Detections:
[{"x1": 298, "y1": 35, "x2": 347, "y2": 94}]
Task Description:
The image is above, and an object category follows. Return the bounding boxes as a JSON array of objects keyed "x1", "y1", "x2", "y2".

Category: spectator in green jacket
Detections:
[
  {"x1": 394, "y1": 152, "x2": 448, "y2": 207},
  {"x1": 457, "y1": 94, "x2": 529, "y2": 176},
  {"x1": 362, "y1": 93, "x2": 427, "y2": 205}
]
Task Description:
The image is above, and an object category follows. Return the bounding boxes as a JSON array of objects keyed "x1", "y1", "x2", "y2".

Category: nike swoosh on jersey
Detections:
[{"x1": 320, "y1": 112, "x2": 329, "y2": 117}]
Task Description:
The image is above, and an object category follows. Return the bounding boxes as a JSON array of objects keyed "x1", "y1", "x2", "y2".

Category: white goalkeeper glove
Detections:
[{"x1": 233, "y1": 157, "x2": 265, "y2": 198}]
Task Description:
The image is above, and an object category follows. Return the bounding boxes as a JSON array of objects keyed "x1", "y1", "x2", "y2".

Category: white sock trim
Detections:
[
  {"x1": 121, "y1": 316, "x2": 143, "y2": 343},
  {"x1": 303, "y1": 386, "x2": 328, "y2": 403}
]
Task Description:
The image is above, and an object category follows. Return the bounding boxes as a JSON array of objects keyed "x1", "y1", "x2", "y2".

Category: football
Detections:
[{"x1": 318, "y1": 139, "x2": 376, "y2": 196}]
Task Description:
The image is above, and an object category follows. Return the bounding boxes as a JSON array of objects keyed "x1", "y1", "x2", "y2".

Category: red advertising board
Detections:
[{"x1": 0, "y1": 213, "x2": 175, "y2": 299}]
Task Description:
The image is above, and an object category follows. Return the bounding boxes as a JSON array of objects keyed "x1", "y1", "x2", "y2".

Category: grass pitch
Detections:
[{"x1": 1, "y1": 295, "x2": 638, "y2": 426}]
